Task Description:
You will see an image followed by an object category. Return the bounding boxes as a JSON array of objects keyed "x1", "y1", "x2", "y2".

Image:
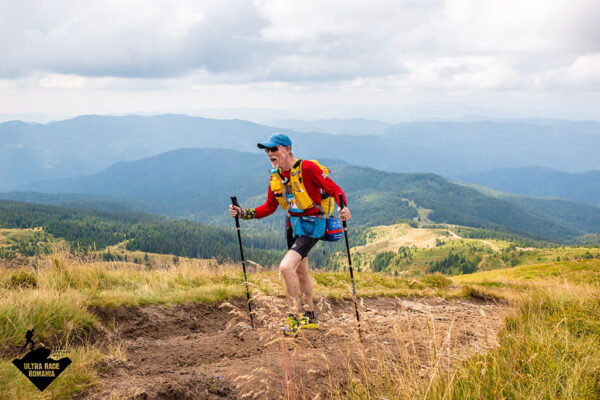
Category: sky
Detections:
[{"x1": 1, "y1": 0, "x2": 599, "y2": 122}]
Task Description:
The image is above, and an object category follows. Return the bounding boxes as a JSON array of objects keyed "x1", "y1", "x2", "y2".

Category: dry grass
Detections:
[
  {"x1": 1, "y1": 246, "x2": 478, "y2": 399},
  {"x1": 226, "y1": 259, "x2": 600, "y2": 399},
  {"x1": 5, "y1": 247, "x2": 597, "y2": 399},
  {"x1": 1, "y1": 247, "x2": 476, "y2": 349},
  {"x1": 428, "y1": 281, "x2": 600, "y2": 399}
]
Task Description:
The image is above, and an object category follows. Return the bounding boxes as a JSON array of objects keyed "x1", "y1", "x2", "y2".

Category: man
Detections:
[{"x1": 229, "y1": 133, "x2": 351, "y2": 336}]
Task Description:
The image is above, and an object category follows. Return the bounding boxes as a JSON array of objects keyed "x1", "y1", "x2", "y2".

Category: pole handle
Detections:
[
  {"x1": 231, "y1": 196, "x2": 240, "y2": 227},
  {"x1": 338, "y1": 194, "x2": 347, "y2": 228},
  {"x1": 338, "y1": 194, "x2": 346, "y2": 209}
]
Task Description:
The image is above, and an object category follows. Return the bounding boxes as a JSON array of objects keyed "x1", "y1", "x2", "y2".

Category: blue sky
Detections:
[{"x1": 1, "y1": 0, "x2": 599, "y2": 122}]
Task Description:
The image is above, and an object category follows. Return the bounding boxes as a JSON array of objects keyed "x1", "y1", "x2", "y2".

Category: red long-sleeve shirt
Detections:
[{"x1": 255, "y1": 160, "x2": 347, "y2": 219}]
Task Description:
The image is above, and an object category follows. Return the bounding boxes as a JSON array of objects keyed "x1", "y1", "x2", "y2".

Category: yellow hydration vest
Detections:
[{"x1": 270, "y1": 159, "x2": 335, "y2": 217}]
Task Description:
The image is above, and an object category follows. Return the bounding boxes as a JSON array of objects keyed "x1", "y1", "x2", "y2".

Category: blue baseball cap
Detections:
[{"x1": 257, "y1": 133, "x2": 292, "y2": 149}]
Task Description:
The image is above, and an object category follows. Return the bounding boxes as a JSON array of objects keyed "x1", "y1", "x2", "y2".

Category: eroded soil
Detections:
[{"x1": 78, "y1": 295, "x2": 508, "y2": 399}]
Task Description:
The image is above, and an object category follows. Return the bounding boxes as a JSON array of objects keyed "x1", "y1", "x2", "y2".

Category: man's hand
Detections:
[
  {"x1": 229, "y1": 204, "x2": 242, "y2": 218},
  {"x1": 338, "y1": 206, "x2": 351, "y2": 221}
]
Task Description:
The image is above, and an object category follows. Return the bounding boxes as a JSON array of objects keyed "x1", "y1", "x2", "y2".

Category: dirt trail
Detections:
[
  {"x1": 78, "y1": 296, "x2": 508, "y2": 399},
  {"x1": 446, "y1": 230, "x2": 461, "y2": 240},
  {"x1": 480, "y1": 240, "x2": 501, "y2": 253}
]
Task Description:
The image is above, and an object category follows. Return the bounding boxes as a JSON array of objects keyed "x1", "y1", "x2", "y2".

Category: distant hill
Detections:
[
  {"x1": 8, "y1": 148, "x2": 600, "y2": 242},
  {"x1": 14, "y1": 149, "x2": 348, "y2": 220},
  {"x1": 504, "y1": 196, "x2": 600, "y2": 237},
  {"x1": 267, "y1": 118, "x2": 390, "y2": 135},
  {"x1": 332, "y1": 165, "x2": 598, "y2": 240},
  {"x1": 0, "y1": 114, "x2": 279, "y2": 190},
  {"x1": 459, "y1": 166, "x2": 600, "y2": 207},
  {"x1": 0, "y1": 192, "x2": 138, "y2": 211},
  {"x1": 3, "y1": 114, "x2": 600, "y2": 190},
  {"x1": 380, "y1": 120, "x2": 600, "y2": 174},
  {"x1": 0, "y1": 121, "x2": 90, "y2": 189}
]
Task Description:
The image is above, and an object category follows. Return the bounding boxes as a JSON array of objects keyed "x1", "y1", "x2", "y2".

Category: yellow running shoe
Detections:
[
  {"x1": 282, "y1": 314, "x2": 300, "y2": 337},
  {"x1": 299, "y1": 311, "x2": 319, "y2": 330}
]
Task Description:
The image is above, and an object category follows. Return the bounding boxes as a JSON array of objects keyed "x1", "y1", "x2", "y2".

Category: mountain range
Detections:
[
  {"x1": 3, "y1": 114, "x2": 600, "y2": 191},
  {"x1": 3, "y1": 147, "x2": 600, "y2": 242},
  {"x1": 267, "y1": 118, "x2": 390, "y2": 135}
]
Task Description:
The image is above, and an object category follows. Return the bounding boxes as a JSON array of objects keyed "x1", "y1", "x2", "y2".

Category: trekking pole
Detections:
[
  {"x1": 338, "y1": 194, "x2": 360, "y2": 327},
  {"x1": 231, "y1": 197, "x2": 254, "y2": 329}
]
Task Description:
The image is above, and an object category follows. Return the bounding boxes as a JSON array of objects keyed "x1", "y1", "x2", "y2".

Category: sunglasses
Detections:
[{"x1": 264, "y1": 146, "x2": 280, "y2": 153}]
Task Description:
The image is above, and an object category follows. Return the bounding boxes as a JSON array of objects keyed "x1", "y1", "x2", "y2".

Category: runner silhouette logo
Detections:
[{"x1": 12, "y1": 329, "x2": 72, "y2": 391}]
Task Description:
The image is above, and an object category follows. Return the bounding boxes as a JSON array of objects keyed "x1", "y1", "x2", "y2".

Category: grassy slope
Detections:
[
  {"x1": 429, "y1": 259, "x2": 600, "y2": 399},
  {"x1": 2, "y1": 247, "x2": 600, "y2": 398},
  {"x1": 0, "y1": 250, "x2": 462, "y2": 399},
  {"x1": 0, "y1": 228, "x2": 60, "y2": 259},
  {"x1": 328, "y1": 259, "x2": 600, "y2": 399},
  {"x1": 0, "y1": 251, "x2": 464, "y2": 348}
]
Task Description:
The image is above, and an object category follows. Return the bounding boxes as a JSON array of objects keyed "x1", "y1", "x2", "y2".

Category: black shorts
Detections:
[{"x1": 286, "y1": 227, "x2": 319, "y2": 259}]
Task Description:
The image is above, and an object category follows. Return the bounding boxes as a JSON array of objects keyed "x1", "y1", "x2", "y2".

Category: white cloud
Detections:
[
  {"x1": 398, "y1": 56, "x2": 524, "y2": 91},
  {"x1": 0, "y1": 0, "x2": 599, "y2": 118},
  {"x1": 536, "y1": 53, "x2": 600, "y2": 91},
  {"x1": 38, "y1": 74, "x2": 89, "y2": 89},
  {"x1": 0, "y1": 0, "x2": 268, "y2": 78},
  {"x1": 566, "y1": 54, "x2": 600, "y2": 87}
]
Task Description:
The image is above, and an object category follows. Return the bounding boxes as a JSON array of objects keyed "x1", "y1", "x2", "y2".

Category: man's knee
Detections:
[
  {"x1": 279, "y1": 261, "x2": 293, "y2": 276},
  {"x1": 279, "y1": 252, "x2": 301, "y2": 276}
]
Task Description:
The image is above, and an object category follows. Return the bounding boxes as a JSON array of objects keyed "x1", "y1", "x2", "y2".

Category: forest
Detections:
[{"x1": 0, "y1": 200, "x2": 367, "y2": 268}]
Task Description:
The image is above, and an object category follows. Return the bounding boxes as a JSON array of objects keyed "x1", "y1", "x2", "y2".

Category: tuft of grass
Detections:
[
  {"x1": 6, "y1": 268, "x2": 38, "y2": 289},
  {"x1": 419, "y1": 273, "x2": 452, "y2": 289}
]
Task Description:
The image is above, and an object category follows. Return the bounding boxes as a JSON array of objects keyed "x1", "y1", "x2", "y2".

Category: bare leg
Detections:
[
  {"x1": 279, "y1": 250, "x2": 303, "y2": 315},
  {"x1": 296, "y1": 257, "x2": 314, "y2": 312}
]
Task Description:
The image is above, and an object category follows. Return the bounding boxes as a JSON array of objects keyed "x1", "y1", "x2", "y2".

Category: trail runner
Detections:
[{"x1": 229, "y1": 133, "x2": 351, "y2": 336}]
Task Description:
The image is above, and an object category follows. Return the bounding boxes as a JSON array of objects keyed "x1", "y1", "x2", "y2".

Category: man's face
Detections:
[{"x1": 265, "y1": 145, "x2": 286, "y2": 168}]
